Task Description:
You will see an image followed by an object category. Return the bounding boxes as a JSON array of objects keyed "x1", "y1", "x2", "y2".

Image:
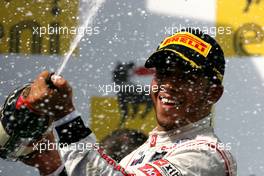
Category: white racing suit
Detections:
[
  {"x1": 0, "y1": 86, "x2": 236, "y2": 175},
  {"x1": 53, "y1": 113, "x2": 237, "y2": 176}
]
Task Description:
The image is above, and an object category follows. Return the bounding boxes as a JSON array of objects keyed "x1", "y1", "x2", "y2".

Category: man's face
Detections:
[{"x1": 150, "y1": 66, "x2": 217, "y2": 131}]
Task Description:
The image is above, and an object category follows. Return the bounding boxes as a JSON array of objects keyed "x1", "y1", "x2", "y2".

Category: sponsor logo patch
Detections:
[
  {"x1": 152, "y1": 159, "x2": 183, "y2": 176},
  {"x1": 150, "y1": 134, "x2": 158, "y2": 147},
  {"x1": 130, "y1": 155, "x2": 145, "y2": 166},
  {"x1": 139, "y1": 164, "x2": 162, "y2": 176}
]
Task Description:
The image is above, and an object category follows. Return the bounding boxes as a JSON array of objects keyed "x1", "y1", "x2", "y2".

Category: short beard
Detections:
[{"x1": 156, "y1": 116, "x2": 188, "y2": 131}]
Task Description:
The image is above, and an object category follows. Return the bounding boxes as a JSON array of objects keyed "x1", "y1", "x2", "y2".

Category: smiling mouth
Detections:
[{"x1": 159, "y1": 95, "x2": 183, "y2": 106}]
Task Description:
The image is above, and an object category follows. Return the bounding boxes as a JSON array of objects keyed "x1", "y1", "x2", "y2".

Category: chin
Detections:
[
  {"x1": 156, "y1": 113, "x2": 181, "y2": 130},
  {"x1": 157, "y1": 120, "x2": 177, "y2": 131}
]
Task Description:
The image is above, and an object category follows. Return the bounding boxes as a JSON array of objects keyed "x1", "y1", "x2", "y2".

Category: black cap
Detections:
[{"x1": 145, "y1": 28, "x2": 225, "y2": 83}]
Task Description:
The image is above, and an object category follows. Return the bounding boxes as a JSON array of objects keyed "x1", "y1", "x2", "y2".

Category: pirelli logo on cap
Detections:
[{"x1": 159, "y1": 32, "x2": 212, "y2": 57}]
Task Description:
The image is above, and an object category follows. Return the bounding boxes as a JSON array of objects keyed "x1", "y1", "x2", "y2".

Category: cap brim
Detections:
[{"x1": 145, "y1": 49, "x2": 197, "y2": 71}]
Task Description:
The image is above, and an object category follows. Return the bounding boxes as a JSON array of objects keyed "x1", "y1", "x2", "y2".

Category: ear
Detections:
[{"x1": 207, "y1": 84, "x2": 224, "y2": 104}]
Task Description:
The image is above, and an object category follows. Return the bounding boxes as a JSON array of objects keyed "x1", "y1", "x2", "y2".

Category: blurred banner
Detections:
[
  {"x1": 216, "y1": 0, "x2": 264, "y2": 57},
  {"x1": 0, "y1": 0, "x2": 78, "y2": 54},
  {"x1": 91, "y1": 97, "x2": 156, "y2": 141}
]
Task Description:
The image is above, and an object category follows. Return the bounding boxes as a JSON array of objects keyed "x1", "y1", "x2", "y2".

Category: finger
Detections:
[
  {"x1": 27, "y1": 71, "x2": 49, "y2": 101},
  {"x1": 35, "y1": 70, "x2": 50, "y2": 89},
  {"x1": 38, "y1": 70, "x2": 50, "y2": 80}
]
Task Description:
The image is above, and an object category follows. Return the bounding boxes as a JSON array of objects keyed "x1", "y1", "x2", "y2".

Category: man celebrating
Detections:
[{"x1": 0, "y1": 28, "x2": 237, "y2": 175}]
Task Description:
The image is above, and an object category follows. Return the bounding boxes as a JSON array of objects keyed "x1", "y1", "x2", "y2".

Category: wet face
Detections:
[{"x1": 150, "y1": 66, "x2": 223, "y2": 131}]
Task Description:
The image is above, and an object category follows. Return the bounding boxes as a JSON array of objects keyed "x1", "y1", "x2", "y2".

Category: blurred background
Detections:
[{"x1": 0, "y1": 0, "x2": 263, "y2": 175}]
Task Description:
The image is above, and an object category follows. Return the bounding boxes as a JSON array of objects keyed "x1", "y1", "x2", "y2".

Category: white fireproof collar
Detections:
[{"x1": 148, "y1": 114, "x2": 214, "y2": 144}]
